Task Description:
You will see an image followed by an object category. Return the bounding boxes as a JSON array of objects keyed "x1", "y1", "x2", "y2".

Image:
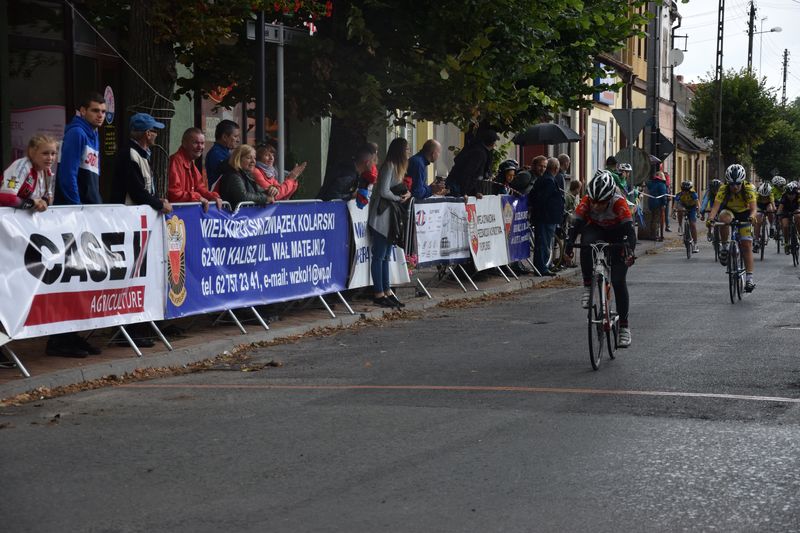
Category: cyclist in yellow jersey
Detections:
[
  {"x1": 753, "y1": 181, "x2": 775, "y2": 253},
  {"x1": 673, "y1": 180, "x2": 700, "y2": 253},
  {"x1": 706, "y1": 164, "x2": 758, "y2": 292}
]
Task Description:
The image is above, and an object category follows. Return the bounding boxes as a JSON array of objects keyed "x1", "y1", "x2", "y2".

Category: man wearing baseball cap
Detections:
[{"x1": 111, "y1": 112, "x2": 172, "y2": 215}]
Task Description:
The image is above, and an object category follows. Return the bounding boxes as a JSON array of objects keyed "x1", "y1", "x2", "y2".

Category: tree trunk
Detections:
[{"x1": 127, "y1": 0, "x2": 177, "y2": 197}]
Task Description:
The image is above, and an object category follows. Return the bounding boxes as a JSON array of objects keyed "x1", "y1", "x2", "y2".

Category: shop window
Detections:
[
  {"x1": 8, "y1": 49, "x2": 66, "y2": 160},
  {"x1": 8, "y1": 0, "x2": 63, "y2": 40}
]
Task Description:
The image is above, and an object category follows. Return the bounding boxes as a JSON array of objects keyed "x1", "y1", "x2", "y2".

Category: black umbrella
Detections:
[{"x1": 512, "y1": 123, "x2": 581, "y2": 145}]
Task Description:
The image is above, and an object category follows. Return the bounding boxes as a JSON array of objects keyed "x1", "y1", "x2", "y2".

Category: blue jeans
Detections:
[
  {"x1": 534, "y1": 223, "x2": 557, "y2": 273},
  {"x1": 370, "y1": 228, "x2": 392, "y2": 293}
]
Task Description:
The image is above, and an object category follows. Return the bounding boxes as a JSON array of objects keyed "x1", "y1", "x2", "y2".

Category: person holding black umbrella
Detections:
[{"x1": 445, "y1": 129, "x2": 499, "y2": 199}]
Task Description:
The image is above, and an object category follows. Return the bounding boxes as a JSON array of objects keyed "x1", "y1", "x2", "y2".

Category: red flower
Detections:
[
  {"x1": 273, "y1": 2, "x2": 281, "y2": 11},
  {"x1": 325, "y1": 0, "x2": 333, "y2": 17}
]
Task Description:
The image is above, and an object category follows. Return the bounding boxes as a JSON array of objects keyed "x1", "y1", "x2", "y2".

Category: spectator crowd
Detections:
[{"x1": 7, "y1": 91, "x2": 678, "y2": 358}]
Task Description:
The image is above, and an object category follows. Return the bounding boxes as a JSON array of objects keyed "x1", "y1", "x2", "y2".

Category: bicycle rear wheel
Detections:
[
  {"x1": 759, "y1": 222, "x2": 766, "y2": 261},
  {"x1": 728, "y1": 243, "x2": 738, "y2": 304},
  {"x1": 605, "y1": 281, "x2": 616, "y2": 359},
  {"x1": 713, "y1": 227, "x2": 720, "y2": 262},
  {"x1": 792, "y1": 229, "x2": 799, "y2": 267},
  {"x1": 684, "y1": 219, "x2": 692, "y2": 259},
  {"x1": 587, "y1": 276, "x2": 606, "y2": 370},
  {"x1": 736, "y1": 246, "x2": 744, "y2": 300}
]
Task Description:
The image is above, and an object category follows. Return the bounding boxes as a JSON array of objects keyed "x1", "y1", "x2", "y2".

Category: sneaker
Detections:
[
  {"x1": 618, "y1": 327, "x2": 632, "y2": 348},
  {"x1": 372, "y1": 296, "x2": 396, "y2": 308},
  {"x1": 692, "y1": 245, "x2": 700, "y2": 253},
  {"x1": 581, "y1": 287, "x2": 591, "y2": 309},
  {"x1": 665, "y1": 227, "x2": 672, "y2": 232},
  {"x1": 74, "y1": 335, "x2": 102, "y2": 355},
  {"x1": 386, "y1": 294, "x2": 406, "y2": 308},
  {"x1": 45, "y1": 338, "x2": 89, "y2": 358},
  {"x1": 745, "y1": 280, "x2": 756, "y2": 293},
  {"x1": 718, "y1": 248, "x2": 729, "y2": 266}
]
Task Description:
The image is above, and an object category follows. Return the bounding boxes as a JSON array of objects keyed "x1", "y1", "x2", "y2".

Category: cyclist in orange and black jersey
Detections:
[{"x1": 776, "y1": 181, "x2": 800, "y2": 254}]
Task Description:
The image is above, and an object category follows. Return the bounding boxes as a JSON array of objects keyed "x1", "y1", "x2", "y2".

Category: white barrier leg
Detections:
[
  {"x1": 447, "y1": 266, "x2": 468, "y2": 293},
  {"x1": 227, "y1": 310, "x2": 247, "y2": 334},
  {"x1": 496, "y1": 266, "x2": 511, "y2": 283},
  {"x1": 2, "y1": 346, "x2": 30, "y2": 378},
  {"x1": 149, "y1": 321, "x2": 173, "y2": 351},
  {"x1": 416, "y1": 278, "x2": 432, "y2": 299},
  {"x1": 504, "y1": 264, "x2": 519, "y2": 280},
  {"x1": 250, "y1": 307, "x2": 270, "y2": 331},
  {"x1": 118, "y1": 326, "x2": 143, "y2": 357},
  {"x1": 336, "y1": 292, "x2": 355, "y2": 315},
  {"x1": 318, "y1": 296, "x2": 336, "y2": 318},
  {"x1": 458, "y1": 265, "x2": 480, "y2": 291}
]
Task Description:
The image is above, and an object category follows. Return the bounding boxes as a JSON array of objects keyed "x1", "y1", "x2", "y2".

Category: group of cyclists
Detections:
[{"x1": 563, "y1": 161, "x2": 800, "y2": 350}]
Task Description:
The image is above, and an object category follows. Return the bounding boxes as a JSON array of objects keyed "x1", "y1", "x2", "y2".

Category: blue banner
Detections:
[
  {"x1": 164, "y1": 202, "x2": 350, "y2": 319},
  {"x1": 502, "y1": 195, "x2": 531, "y2": 262}
]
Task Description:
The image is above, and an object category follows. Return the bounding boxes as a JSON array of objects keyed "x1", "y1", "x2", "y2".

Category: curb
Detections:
[{"x1": 0, "y1": 267, "x2": 582, "y2": 401}]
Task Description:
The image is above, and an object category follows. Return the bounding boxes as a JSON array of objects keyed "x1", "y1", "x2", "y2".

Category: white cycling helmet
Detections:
[
  {"x1": 772, "y1": 176, "x2": 787, "y2": 188},
  {"x1": 725, "y1": 164, "x2": 747, "y2": 185},
  {"x1": 588, "y1": 170, "x2": 616, "y2": 202},
  {"x1": 785, "y1": 181, "x2": 799, "y2": 194},
  {"x1": 757, "y1": 182, "x2": 772, "y2": 196},
  {"x1": 618, "y1": 163, "x2": 632, "y2": 172}
]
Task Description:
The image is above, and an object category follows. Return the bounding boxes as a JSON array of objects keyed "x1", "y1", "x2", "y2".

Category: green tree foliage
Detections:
[
  {"x1": 686, "y1": 69, "x2": 778, "y2": 166},
  {"x1": 753, "y1": 99, "x2": 800, "y2": 180},
  {"x1": 286, "y1": 0, "x2": 650, "y2": 135}
]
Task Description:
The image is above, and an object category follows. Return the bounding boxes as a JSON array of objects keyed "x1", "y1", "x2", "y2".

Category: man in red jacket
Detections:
[{"x1": 168, "y1": 127, "x2": 223, "y2": 212}]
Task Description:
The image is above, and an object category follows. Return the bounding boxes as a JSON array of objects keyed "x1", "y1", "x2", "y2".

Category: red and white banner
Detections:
[
  {"x1": 466, "y1": 196, "x2": 510, "y2": 271},
  {"x1": 0, "y1": 205, "x2": 165, "y2": 339}
]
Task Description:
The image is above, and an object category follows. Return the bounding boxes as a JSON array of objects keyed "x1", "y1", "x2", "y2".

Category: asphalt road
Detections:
[{"x1": 3, "y1": 235, "x2": 800, "y2": 532}]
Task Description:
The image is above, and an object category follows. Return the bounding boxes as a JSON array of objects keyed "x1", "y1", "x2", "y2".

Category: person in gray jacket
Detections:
[{"x1": 368, "y1": 137, "x2": 412, "y2": 308}]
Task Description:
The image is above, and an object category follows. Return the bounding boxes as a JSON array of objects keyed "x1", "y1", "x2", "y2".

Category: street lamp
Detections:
[{"x1": 756, "y1": 22, "x2": 782, "y2": 75}]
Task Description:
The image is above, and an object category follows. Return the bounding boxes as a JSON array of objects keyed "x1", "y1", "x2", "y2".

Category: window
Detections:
[{"x1": 591, "y1": 120, "x2": 607, "y2": 177}]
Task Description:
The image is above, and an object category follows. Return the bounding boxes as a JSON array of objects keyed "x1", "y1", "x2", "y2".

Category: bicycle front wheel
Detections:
[
  {"x1": 587, "y1": 276, "x2": 606, "y2": 370},
  {"x1": 760, "y1": 223, "x2": 766, "y2": 261},
  {"x1": 792, "y1": 230, "x2": 799, "y2": 267}
]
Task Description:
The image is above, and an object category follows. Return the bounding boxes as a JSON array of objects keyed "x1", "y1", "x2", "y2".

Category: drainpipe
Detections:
[{"x1": 671, "y1": 7, "x2": 682, "y2": 183}]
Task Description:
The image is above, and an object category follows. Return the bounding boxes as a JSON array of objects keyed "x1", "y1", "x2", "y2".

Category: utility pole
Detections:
[
  {"x1": 746, "y1": 1, "x2": 756, "y2": 75},
  {"x1": 714, "y1": 0, "x2": 725, "y2": 178},
  {"x1": 782, "y1": 49, "x2": 790, "y2": 107}
]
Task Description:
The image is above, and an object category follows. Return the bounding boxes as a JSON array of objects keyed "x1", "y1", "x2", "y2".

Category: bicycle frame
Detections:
[
  {"x1": 713, "y1": 221, "x2": 748, "y2": 303},
  {"x1": 575, "y1": 241, "x2": 627, "y2": 369}
]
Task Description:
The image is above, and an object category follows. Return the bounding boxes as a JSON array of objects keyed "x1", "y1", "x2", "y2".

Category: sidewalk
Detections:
[{"x1": 0, "y1": 264, "x2": 587, "y2": 402}]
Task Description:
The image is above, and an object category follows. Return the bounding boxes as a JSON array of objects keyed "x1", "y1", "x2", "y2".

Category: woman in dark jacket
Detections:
[{"x1": 218, "y1": 144, "x2": 275, "y2": 209}]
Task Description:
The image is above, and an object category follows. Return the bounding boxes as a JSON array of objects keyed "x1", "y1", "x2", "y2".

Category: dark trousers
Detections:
[
  {"x1": 534, "y1": 223, "x2": 557, "y2": 273},
  {"x1": 370, "y1": 228, "x2": 392, "y2": 294}
]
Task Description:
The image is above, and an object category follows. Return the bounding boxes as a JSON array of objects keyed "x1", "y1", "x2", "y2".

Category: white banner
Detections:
[
  {"x1": 347, "y1": 200, "x2": 410, "y2": 289},
  {"x1": 0, "y1": 205, "x2": 165, "y2": 339},
  {"x1": 466, "y1": 196, "x2": 510, "y2": 271},
  {"x1": 414, "y1": 199, "x2": 471, "y2": 266}
]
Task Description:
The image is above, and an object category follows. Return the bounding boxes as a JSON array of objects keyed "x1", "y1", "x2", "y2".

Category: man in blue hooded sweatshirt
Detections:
[
  {"x1": 46, "y1": 92, "x2": 107, "y2": 358},
  {"x1": 54, "y1": 92, "x2": 106, "y2": 205}
]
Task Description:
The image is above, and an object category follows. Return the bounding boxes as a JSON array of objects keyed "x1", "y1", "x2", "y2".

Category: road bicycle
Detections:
[
  {"x1": 682, "y1": 214, "x2": 694, "y2": 259},
  {"x1": 713, "y1": 220, "x2": 749, "y2": 304},
  {"x1": 755, "y1": 211, "x2": 769, "y2": 261},
  {"x1": 574, "y1": 241, "x2": 629, "y2": 370},
  {"x1": 789, "y1": 221, "x2": 800, "y2": 267},
  {"x1": 774, "y1": 221, "x2": 783, "y2": 255}
]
